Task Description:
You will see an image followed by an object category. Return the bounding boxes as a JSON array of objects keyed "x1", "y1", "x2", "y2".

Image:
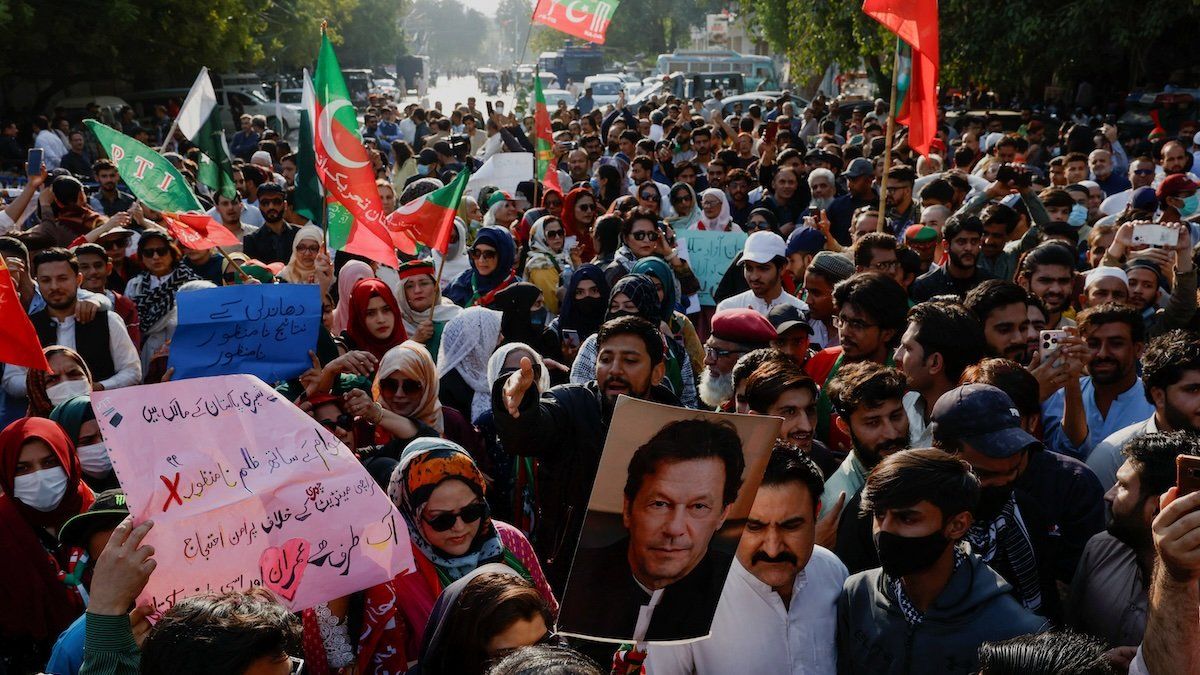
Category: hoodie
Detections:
[{"x1": 836, "y1": 552, "x2": 1047, "y2": 675}]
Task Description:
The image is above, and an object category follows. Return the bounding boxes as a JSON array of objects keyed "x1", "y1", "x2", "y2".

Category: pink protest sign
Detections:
[{"x1": 92, "y1": 374, "x2": 414, "y2": 615}]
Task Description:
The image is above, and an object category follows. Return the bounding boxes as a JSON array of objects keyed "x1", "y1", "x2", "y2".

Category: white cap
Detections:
[
  {"x1": 1193, "y1": 130, "x2": 1200, "y2": 146},
  {"x1": 251, "y1": 150, "x2": 273, "y2": 167},
  {"x1": 1084, "y1": 266, "x2": 1129, "y2": 290},
  {"x1": 742, "y1": 231, "x2": 786, "y2": 264}
]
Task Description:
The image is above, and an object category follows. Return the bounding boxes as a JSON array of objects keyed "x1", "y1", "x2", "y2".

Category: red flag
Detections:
[
  {"x1": 863, "y1": 0, "x2": 939, "y2": 157},
  {"x1": 161, "y1": 212, "x2": 241, "y2": 250},
  {"x1": 533, "y1": 0, "x2": 621, "y2": 45},
  {"x1": 385, "y1": 169, "x2": 469, "y2": 255},
  {"x1": 533, "y1": 73, "x2": 562, "y2": 195},
  {"x1": 0, "y1": 258, "x2": 49, "y2": 371}
]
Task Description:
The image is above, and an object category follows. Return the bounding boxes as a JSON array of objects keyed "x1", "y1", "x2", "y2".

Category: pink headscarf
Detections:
[{"x1": 331, "y1": 260, "x2": 374, "y2": 334}]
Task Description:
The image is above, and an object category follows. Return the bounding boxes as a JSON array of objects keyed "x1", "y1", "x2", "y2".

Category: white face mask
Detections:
[
  {"x1": 76, "y1": 442, "x2": 112, "y2": 477},
  {"x1": 46, "y1": 379, "x2": 90, "y2": 407},
  {"x1": 13, "y1": 467, "x2": 69, "y2": 512}
]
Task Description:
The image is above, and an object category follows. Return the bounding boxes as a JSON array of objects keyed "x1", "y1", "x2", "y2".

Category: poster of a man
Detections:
[{"x1": 558, "y1": 397, "x2": 779, "y2": 643}]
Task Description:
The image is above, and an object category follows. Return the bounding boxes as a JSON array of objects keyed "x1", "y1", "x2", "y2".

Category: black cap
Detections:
[
  {"x1": 59, "y1": 489, "x2": 130, "y2": 550},
  {"x1": 432, "y1": 140, "x2": 453, "y2": 157},
  {"x1": 929, "y1": 384, "x2": 1041, "y2": 458},
  {"x1": 417, "y1": 148, "x2": 438, "y2": 165},
  {"x1": 766, "y1": 303, "x2": 813, "y2": 335}
]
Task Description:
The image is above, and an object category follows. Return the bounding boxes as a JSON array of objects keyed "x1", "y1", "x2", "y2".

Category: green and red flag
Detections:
[
  {"x1": 0, "y1": 258, "x2": 49, "y2": 371},
  {"x1": 294, "y1": 68, "x2": 325, "y2": 228},
  {"x1": 533, "y1": 0, "x2": 620, "y2": 44},
  {"x1": 174, "y1": 67, "x2": 237, "y2": 200},
  {"x1": 385, "y1": 168, "x2": 469, "y2": 255},
  {"x1": 533, "y1": 71, "x2": 562, "y2": 196},
  {"x1": 314, "y1": 29, "x2": 407, "y2": 266},
  {"x1": 161, "y1": 212, "x2": 240, "y2": 250},
  {"x1": 863, "y1": 0, "x2": 939, "y2": 157},
  {"x1": 84, "y1": 120, "x2": 203, "y2": 213}
]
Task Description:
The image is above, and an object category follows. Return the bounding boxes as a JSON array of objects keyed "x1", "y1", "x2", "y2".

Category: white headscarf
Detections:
[
  {"x1": 279, "y1": 224, "x2": 324, "y2": 283},
  {"x1": 432, "y1": 218, "x2": 470, "y2": 290},
  {"x1": 486, "y1": 342, "x2": 551, "y2": 397},
  {"x1": 697, "y1": 188, "x2": 734, "y2": 231},
  {"x1": 435, "y1": 306, "x2": 502, "y2": 422},
  {"x1": 524, "y1": 215, "x2": 570, "y2": 272},
  {"x1": 395, "y1": 261, "x2": 462, "y2": 336},
  {"x1": 332, "y1": 260, "x2": 374, "y2": 334}
]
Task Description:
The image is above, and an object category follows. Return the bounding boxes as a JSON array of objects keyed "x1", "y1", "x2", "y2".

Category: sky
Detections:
[{"x1": 463, "y1": 0, "x2": 503, "y2": 17}]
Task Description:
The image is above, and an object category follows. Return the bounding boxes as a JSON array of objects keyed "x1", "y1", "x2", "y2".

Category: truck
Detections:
[{"x1": 537, "y1": 43, "x2": 605, "y2": 90}]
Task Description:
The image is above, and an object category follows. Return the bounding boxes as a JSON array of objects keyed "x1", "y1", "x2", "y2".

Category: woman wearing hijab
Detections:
[
  {"x1": 666, "y1": 182, "x2": 702, "y2": 231},
  {"x1": 548, "y1": 264, "x2": 609, "y2": 366},
  {"x1": 522, "y1": 215, "x2": 574, "y2": 314},
  {"x1": 444, "y1": 226, "x2": 518, "y2": 308},
  {"x1": 436, "y1": 306, "x2": 503, "y2": 423},
  {"x1": 26, "y1": 346, "x2": 93, "y2": 418},
  {"x1": 124, "y1": 230, "x2": 200, "y2": 371},
  {"x1": 697, "y1": 187, "x2": 738, "y2": 231},
  {"x1": 331, "y1": 260, "x2": 374, "y2": 334},
  {"x1": 432, "y1": 218, "x2": 471, "y2": 292},
  {"x1": 568, "y1": 274, "x2": 698, "y2": 408},
  {"x1": 489, "y1": 282, "x2": 559, "y2": 367},
  {"x1": 632, "y1": 256, "x2": 705, "y2": 377},
  {"x1": 560, "y1": 187, "x2": 598, "y2": 262},
  {"x1": 49, "y1": 395, "x2": 118, "y2": 492},
  {"x1": 0, "y1": 417, "x2": 94, "y2": 671},
  {"x1": 395, "y1": 260, "x2": 462, "y2": 362},
  {"x1": 277, "y1": 224, "x2": 327, "y2": 285},
  {"x1": 590, "y1": 212, "x2": 622, "y2": 265},
  {"x1": 457, "y1": 197, "x2": 484, "y2": 245},
  {"x1": 341, "y1": 278, "x2": 409, "y2": 362}
]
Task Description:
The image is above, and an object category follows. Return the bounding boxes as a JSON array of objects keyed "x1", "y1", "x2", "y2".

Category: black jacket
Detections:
[{"x1": 909, "y1": 265, "x2": 993, "y2": 302}]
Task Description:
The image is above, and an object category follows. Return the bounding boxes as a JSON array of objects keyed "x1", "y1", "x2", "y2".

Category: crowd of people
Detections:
[{"x1": 3, "y1": 71, "x2": 1200, "y2": 675}]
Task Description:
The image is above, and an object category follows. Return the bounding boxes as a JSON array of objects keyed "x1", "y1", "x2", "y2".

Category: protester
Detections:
[
  {"x1": 48, "y1": 394, "x2": 118, "y2": 492},
  {"x1": 341, "y1": 277, "x2": 409, "y2": 362},
  {"x1": 22, "y1": 346, "x2": 94, "y2": 417},
  {"x1": 548, "y1": 263, "x2": 609, "y2": 364},
  {"x1": 330, "y1": 259, "x2": 375, "y2": 334},
  {"x1": 396, "y1": 259, "x2": 462, "y2": 361},
  {"x1": 523, "y1": 215, "x2": 573, "y2": 314},
  {"x1": 276, "y1": 224, "x2": 330, "y2": 286},
  {"x1": 896, "y1": 301, "x2": 986, "y2": 447},
  {"x1": 122, "y1": 230, "x2": 200, "y2": 371},
  {"x1": 437, "y1": 306, "x2": 503, "y2": 422},
  {"x1": 445, "y1": 226, "x2": 518, "y2": 308},
  {"x1": 700, "y1": 308, "x2": 777, "y2": 410}
]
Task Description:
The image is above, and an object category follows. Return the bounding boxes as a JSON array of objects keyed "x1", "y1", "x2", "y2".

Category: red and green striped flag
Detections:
[
  {"x1": 314, "y1": 29, "x2": 408, "y2": 266},
  {"x1": 533, "y1": 71, "x2": 562, "y2": 195},
  {"x1": 385, "y1": 168, "x2": 469, "y2": 255},
  {"x1": 863, "y1": 0, "x2": 939, "y2": 157}
]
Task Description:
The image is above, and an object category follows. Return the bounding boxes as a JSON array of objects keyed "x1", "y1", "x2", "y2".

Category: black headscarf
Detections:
[
  {"x1": 558, "y1": 264, "x2": 610, "y2": 339},
  {"x1": 607, "y1": 274, "x2": 660, "y2": 322},
  {"x1": 491, "y1": 282, "x2": 545, "y2": 347}
]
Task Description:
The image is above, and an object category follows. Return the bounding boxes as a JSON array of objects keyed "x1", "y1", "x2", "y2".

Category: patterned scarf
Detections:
[
  {"x1": 964, "y1": 495, "x2": 1043, "y2": 613},
  {"x1": 133, "y1": 265, "x2": 201, "y2": 330}
]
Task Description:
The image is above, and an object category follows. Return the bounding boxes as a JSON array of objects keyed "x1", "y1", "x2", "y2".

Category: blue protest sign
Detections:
[
  {"x1": 167, "y1": 284, "x2": 321, "y2": 383},
  {"x1": 682, "y1": 230, "x2": 748, "y2": 306}
]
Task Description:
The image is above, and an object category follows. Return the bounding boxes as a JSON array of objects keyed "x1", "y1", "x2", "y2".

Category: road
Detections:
[{"x1": 395, "y1": 75, "x2": 523, "y2": 115}]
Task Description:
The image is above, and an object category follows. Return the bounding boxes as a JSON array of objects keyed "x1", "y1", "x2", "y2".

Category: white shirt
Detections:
[
  {"x1": 716, "y1": 288, "x2": 808, "y2": 317},
  {"x1": 2, "y1": 311, "x2": 142, "y2": 396},
  {"x1": 34, "y1": 130, "x2": 68, "y2": 170},
  {"x1": 645, "y1": 548, "x2": 846, "y2": 675},
  {"x1": 904, "y1": 390, "x2": 934, "y2": 448},
  {"x1": 206, "y1": 204, "x2": 264, "y2": 229}
]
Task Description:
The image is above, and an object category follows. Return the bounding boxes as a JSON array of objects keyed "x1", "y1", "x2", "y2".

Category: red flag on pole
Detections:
[
  {"x1": 533, "y1": 0, "x2": 621, "y2": 45},
  {"x1": 0, "y1": 258, "x2": 49, "y2": 371},
  {"x1": 533, "y1": 72, "x2": 562, "y2": 195},
  {"x1": 161, "y1": 212, "x2": 241, "y2": 250},
  {"x1": 863, "y1": 0, "x2": 939, "y2": 157}
]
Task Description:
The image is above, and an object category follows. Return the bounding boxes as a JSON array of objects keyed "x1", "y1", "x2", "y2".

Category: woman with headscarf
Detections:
[
  {"x1": 590, "y1": 212, "x2": 622, "y2": 266},
  {"x1": 124, "y1": 229, "x2": 200, "y2": 371},
  {"x1": 548, "y1": 263, "x2": 609, "y2": 366},
  {"x1": 457, "y1": 197, "x2": 484, "y2": 245},
  {"x1": 331, "y1": 259, "x2": 374, "y2": 334},
  {"x1": 488, "y1": 282, "x2": 564, "y2": 381},
  {"x1": 49, "y1": 395, "x2": 118, "y2": 492},
  {"x1": 432, "y1": 218, "x2": 471, "y2": 292},
  {"x1": 568, "y1": 274, "x2": 698, "y2": 408},
  {"x1": 0, "y1": 417, "x2": 94, "y2": 671},
  {"x1": 632, "y1": 256, "x2": 705, "y2": 377},
  {"x1": 25, "y1": 346, "x2": 93, "y2": 418},
  {"x1": 341, "y1": 278, "x2": 409, "y2": 362},
  {"x1": 277, "y1": 225, "x2": 330, "y2": 287},
  {"x1": 444, "y1": 226, "x2": 518, "y2": 308},
  {"x1": 666, "y1": 182, "x2": 702, "y2": 231},
  {"x1": 436, "y1": 306, "x2": 503, "y2": 422},
  {"x1": 697, "y1": 187, "x2": 737, "y2": 231},
  {"x1": 560, "y1": 187, "x2": 598, "y2": 262},
  {"x1": 395, "y1": 260, "x2": 462, "y2": 362},
  {"x1": 522, "y1": 215, "x2": 574, "y2": 314}
]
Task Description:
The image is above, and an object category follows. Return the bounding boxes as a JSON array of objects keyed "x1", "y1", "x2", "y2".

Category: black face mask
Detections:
[
  {"x1": 975, "y1": 484, "x2": 1014, "y2": 522},
  {"x1": 873, "y1": 529, "x2": 949, "y2": 578},
  {"x1": 571, "y1": 296, "x2": 604, "y2": 318},
  {"x1": 606, "y1": 309, "x2": 639, "y2": 321}
]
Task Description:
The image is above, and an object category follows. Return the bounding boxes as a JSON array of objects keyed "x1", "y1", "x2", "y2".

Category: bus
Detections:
[
  {"x1": 537, "y1": 43, "x2": 604, "y2": 89},
  {"x1": 655, "y1": 50, "x2": 779, "y2": 92}
]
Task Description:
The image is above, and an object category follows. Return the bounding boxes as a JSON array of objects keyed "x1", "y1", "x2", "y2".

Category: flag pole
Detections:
[
  {"x1": 876, "y1": 37, "x2": 902, "y2": 233},
  {"x1": 159, "y1": 119, "x2": 181, "y2": 154},
  {"x1": 215, "y1": 245, "x2": 252, "y2": 281},
  {"x1": 427, "y1": 252, "x2": 446, "y2": 325}
]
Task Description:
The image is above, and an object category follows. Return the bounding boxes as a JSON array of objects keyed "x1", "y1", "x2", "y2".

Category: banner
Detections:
[
  {"x1": 466, "y1": 153, "x2": 534, "y2": 198},
  {"x1": 167, "y1": 285, "x2": 321, "y2": 383},
  {"x1": 92, "y1": 375, "x2": 414, "y2": 614},
  {"x1": 681, "y1": 230, "x2": 748, "y2": 306},
  {"x1": 533, "y1": 0, "x2": 621, "y2": 45}
]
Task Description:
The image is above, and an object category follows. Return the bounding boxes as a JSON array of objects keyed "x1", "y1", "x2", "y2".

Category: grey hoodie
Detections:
[{"x1": 836, "y1": 551, "x2": 1048, "y2": 675}]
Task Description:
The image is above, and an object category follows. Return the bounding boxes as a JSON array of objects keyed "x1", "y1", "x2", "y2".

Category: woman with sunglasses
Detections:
[
  {"x1": 444, "y1": 226, "x2": 519, "y2": 308},
  {"x1": 560, "y1": 187, "x2": 598, "y2": 262},
  {"x1": 666, "y1": 182, "x2": 702, "y2": 230},
  {"x1": 522, "y1": 216, "x2": 575, "y2": 315},
  {"x1": 277, "y1": 225, "x2": 332, "y2": 294},
  {"x1": 635, "y1": 180, "x2": 663, "y2": 217},
  {"x1": 123, "y1": 230, "x2": 200, "y2": 371}
]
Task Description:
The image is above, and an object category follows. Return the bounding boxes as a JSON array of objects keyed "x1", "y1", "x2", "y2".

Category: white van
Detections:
[{"x1": 582, "y1": 75, "x2": 625, "y2": 107}]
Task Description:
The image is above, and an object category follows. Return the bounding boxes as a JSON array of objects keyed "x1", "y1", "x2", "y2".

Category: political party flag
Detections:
[
  {"x1": 175, "y1": 67, "x2": 238, "y2": 200},
  {"x1": 533, "y1": 71, "x2": 562, "y2": 195},
  {"x1": 533, "y1": 0, "x2": 620, "y2": 45},
  {"x1": 295, "y1": 69, "x2": 325, "y2": 228},
  {"x1": 314, "y1": 30, "x2": 406, "y2": 266},
  {"x1": 385, "y1": 168, "x2": 469, "y2": 255},
  {"x1": 84, "y1": 120, "x2": 203, "y2": 213},
  {"x1": 863, "y1": 0, "x2": 939, "y2": 157},
  {"x1": 160, "y1": 212, "x2": 240, "y2": 250},
  {"x1": 0, "y1": 258, "x2": 49, "y2": 371}
]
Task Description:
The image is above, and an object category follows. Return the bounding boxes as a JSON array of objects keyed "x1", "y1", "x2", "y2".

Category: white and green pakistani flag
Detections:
[{"x1": 176, "y1": 67, "x2": 238, "y2": 200}]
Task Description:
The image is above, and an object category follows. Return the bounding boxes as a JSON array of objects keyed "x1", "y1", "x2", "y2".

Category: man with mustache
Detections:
[
  {"x1": 1018, "y1": 240, "x2": 1078, "y2": 329},
  {"x1": 700, "y1": 309, "x2": 777, "y2": 411},
  {"x1": 1041, "y1": 304, "x2": 1154, "y2": 460},
  {"x1": 743, "y1": 359, "x2": 840, "y2": 478},
  {"x1": 647, "y1": 446, "x2": 847, "y2": 674},
  {"x1": 493, "y1": 316, "x2": 678, "y2": 591},
  {"x1": 966, "y1": 280, "x2": 1042, "y2": 365},
  {"x1": 240, "y1": 183, "x2": 298, "y2": 266},
  {"x1": 909, "y1": 214, "x2": 993, "y2": 302}
]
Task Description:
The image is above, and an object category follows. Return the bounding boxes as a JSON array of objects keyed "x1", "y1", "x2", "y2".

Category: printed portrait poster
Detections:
[
  {"x1": 92, "y1": 374, "x2": 414, "y2": 616},
  {"x1": 557, "y1": 396, "x2": 780, "y2": 644}
]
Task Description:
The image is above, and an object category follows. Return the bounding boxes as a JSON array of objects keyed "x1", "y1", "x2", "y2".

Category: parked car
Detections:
[
  {"x1": 538, "y1": 88, "x2": 576, "y2": 110},
  {"x1": 583, "y1": 75, "x2": 625, "y2": 106}
]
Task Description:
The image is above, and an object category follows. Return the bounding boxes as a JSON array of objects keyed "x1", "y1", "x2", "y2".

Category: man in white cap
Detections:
[
  {"x1": 1081, "y1": 266, "x2": 1129, "y2": 309},
  {"x1": 716, "y1": 231, "x2": 808, "y2": 318}
]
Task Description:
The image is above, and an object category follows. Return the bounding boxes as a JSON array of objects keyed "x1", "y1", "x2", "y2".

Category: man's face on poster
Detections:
[{"x1": 622, "y1": 457, "x2": 731, "y2": 590}]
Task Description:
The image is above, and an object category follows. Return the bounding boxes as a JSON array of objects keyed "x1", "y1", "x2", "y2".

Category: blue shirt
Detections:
[
  {"x1": 1041, "y1": 376, "x2": 1156, "y2": 460},
  {"x1": 46, "y1": 613, "x2": 86, "y2": 675}
]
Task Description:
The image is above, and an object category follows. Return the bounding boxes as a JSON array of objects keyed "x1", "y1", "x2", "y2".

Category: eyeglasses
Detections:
[
  {"x1": 296, "y1": 244, "x2": 321, "y2": 254},
  {"x1": 544, "y1": 229, "x2": 565, "y2": 239},
  {"x1": 833, "y1": 315, "x2": 878, "y2": 332},
  {"x1": 422, "y1": 501, "x2": 488, "y2": 532},
  {"x1": 318, "y1": 413, "x2": 355, "y2": 433},
  {"x1": 870, "y1": 259, "x2": 900, "y2": 271},
  {"x1": 640, "y1": 192, "x2": 661, "y2": 202},
  {"x1": 704, "y1": 345, "x2": 747, "y2": 359},
  {"x1": 141, "y1": 247, "x2": 170, "y2": 258},
  {"x1": 630, "y1": 230, "x2": 660, "y2": 242},
  {"x1": 379, "y1": 377, "x2": 424, "y2": 396},
  {"x1": 470, "y1": 248, "x2": 498, "y2": 261},
  {"x1": 576, "y1": 202, "x2": 596, "y2": 212},
  {"x1": 745, "y1": 220, "x2": 771, "y2": 231}
]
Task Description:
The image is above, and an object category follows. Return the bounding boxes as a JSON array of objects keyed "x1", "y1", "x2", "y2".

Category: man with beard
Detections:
[
  {"x1": 1089, "y1": 330, "x2": 1200, "y2": 491},
  {"x1": 647, "y1": 446, "x2": 846, "y2": 674},
  {"x1": 1068, "y1": 432, "x2": 1200, "y2": 649},
  {"x1": 494, "y1": 316, "x2": 678, "y2": 591},
  {"x1": 909, "y1": 214, "x2": 992, "y2": 302},
  {"x1": 701, "y1": 309, "x2": 777, "y2": 410},
  {"x1": 882, "y1": 164, "x2": 920, "y2": 236},
  {"x1": 725, "y1": 168, "x2": 755, "y2": 226},
  {"x1": 1042, "y1": 304, "x2": 1155, "y2": 460},
  {"x1": 1103, "y1": 218, "x2": 1197, "y2": 337},
  {"x1": 241, "y1": 183, "x2": 298, "y2": 265},
  {"x1": 209, "y1": 192, "x2": 258, "y2": 252},
  {"x1": 806, "y1": 168, "x2": 837, "y2": 215},
  {"x1": 837, "y1": 448, "x2": 1045, "y2": 675},
  {"x1": 716, "y1": 232, "x2": 808, "y2": 317},
  {"x1": 87, "y1": 159, "x2": 135, "y2": 216},
  {"x1": 965, "y1": 280, "x2": 1040, "y2": 364},
  {"x1": 826, "y1": 158, "x2": 877, "y2": 246},
  {"x1": 1018, "y1": 241, "x2": 1078, "y2": 329},
  {"x1": 932, "y1": 384, "x2": 1104, "y2": 621},
  {"x1": 73, "y1": 243, "x2": 139, "y2": 345},
  {"x1": 743, "y1": 360, "x2": 840, "y2": 478}
]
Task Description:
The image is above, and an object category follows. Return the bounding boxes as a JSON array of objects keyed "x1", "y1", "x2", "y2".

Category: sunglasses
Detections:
[
  {"x1": 640, "y1": 192, "x2": 661, "y2": 202},
  {"x1": 103, "y1": 238, "x2": 130, "y2": 249},
  {"x1": 630, "y1": 230, "x2": 660, "y2": 241},
  {"x1": 141, "y1": 247, "x2": 170, "y2": 258},
  {"x1": 1133, "y1": 169, "x2": 1155, "y2": 176},
  {"x1": 379, "y1": 377, "x2": 424, "y2": 396},
  {"x1": 577, "y1": 202, "x2": 596, "y2": 212},
  {"x1": 544, "y1": 229, "x2": 565, "y2": 239},
  {"x1": 470, "y1": 248, "x2": 498, "y2": 261},
  {"x1": 745, "y1": 220, "x2": 771, "y2": 231},
  {"x1": 258, "y1": 198, "x2": 285, "y2": 207},
  {"x1": 423, "y1": 501, "x2": 488, "y2": 532},
  {"x1": 318, "y1": 413, "x2": 355, "y2": 433}
]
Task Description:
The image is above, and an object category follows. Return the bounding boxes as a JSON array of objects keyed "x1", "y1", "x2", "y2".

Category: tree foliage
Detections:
[{"x1": 401, "y1": 0, "x2": 488, "y2": 69}]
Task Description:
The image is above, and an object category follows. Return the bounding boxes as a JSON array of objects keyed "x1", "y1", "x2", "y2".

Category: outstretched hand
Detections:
[
  {"x1": 87, "y1": 516, "x2": 156, "y2": 616},
  {"x1": 502, "y1": 356, "x2": 536, "y2": 418}
]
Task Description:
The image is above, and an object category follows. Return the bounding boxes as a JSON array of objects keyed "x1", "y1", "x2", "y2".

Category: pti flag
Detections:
[
  {"x1": 294, "y1": 69, "x2": 325, "y2": 228},
  {"x1": 84, "y1": 120, "x2": 203, "y2": 213},
  {"x1": 533, "y1": 0, "x2": 620, "y2": 44},
  {"x1": 533, "y1": 72, "x2": 562, "y2": 195},
  {"x1": 863, "y1": 0, "x2": 939, "y2": 157},
  {"x1": 0, "y1": 258, "x2": 49, "y2": 371},
  {"x1": 175, "y1": 67, "x2": 238, "y2": 200},
  {"x1": 314, "y1": 30, "x2": 407, "y2": 267},
  {"x1": 385, "y1": 168, "x2": 469, "y2": 255},
  {"x1": 161, "y1": 212, "x2": 241, "y2": 250}
]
